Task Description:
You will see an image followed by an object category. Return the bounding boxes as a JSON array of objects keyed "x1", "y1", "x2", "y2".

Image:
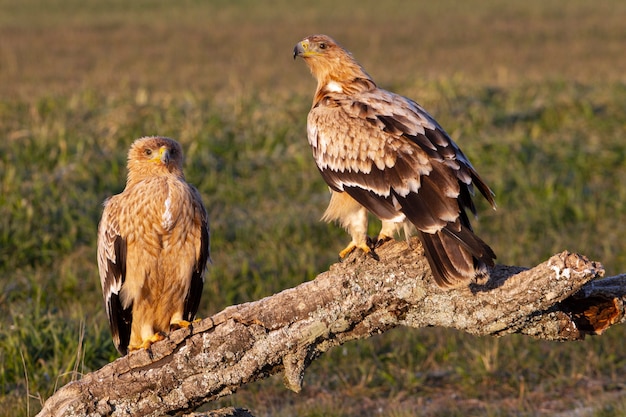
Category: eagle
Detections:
[
  {"x1": 294, "y1": 34, "x2": 496, "y2": 288},
  {"x1": 97, "y1": 136, "x2": 210, "y2": 355}
]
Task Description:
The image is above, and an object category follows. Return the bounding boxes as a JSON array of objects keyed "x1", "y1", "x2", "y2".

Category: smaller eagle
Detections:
[
  {"x1": 97, "y1": 136, "x2": 210, "y2": 355},
  {"x1": 294, "y1": 34, "x2": 496, "y2": 288}
]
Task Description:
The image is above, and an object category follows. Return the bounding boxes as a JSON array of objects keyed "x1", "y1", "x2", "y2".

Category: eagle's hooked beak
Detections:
[
  {"x1": 293, "y1": 40, "x2": 308, "y2": 60},
  {"x1": 158, "y1": 146, "x2": 171, "y2": 165}
]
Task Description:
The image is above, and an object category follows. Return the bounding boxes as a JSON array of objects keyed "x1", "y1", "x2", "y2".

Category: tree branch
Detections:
[{"x1": 36, "y1": 238, "x2": 623, "y2": 417}]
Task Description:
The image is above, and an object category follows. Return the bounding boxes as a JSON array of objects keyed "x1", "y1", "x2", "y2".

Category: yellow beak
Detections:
[
  {"x1": 159, "y1": 146, "x2": 171, "y2": 164},
  {"x1": 293, "y1": 40, "x2": 310, "y2": 59},
  {"x1": 150, "y1": 146, "x2": 170, "y2": 164}
]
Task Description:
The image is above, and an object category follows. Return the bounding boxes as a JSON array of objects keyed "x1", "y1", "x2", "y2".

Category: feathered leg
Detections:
[
  {"x1": 374, "y1": 218, "x2": 415, "y2": 249},
  {"x1": 169, "y1": 311, "x2": 193, "y2": 331},
  {"x1": 373, "y1": 220, "x2": 403, "y2": 249},
  {"x1": 322, "y1": 190, "x2": 372, "y2": 258},
  {"x1": 128, "y1": 305, "x2": 165, "y2": 352}
]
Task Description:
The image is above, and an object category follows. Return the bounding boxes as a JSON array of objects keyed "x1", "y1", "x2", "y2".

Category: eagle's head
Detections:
[{"x1": 127, "y1": 136, "x2": 185, "y2": 184}]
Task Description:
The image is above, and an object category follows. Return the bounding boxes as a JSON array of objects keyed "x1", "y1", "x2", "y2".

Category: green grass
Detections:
[{"x1": 1, "y1": 0, "x2": 626, "y2": 416}]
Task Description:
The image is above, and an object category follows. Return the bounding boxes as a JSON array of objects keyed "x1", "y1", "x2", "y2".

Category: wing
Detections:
[
  {"x1": 182, "y1": 186, "x2": 211, "y2": 322},
  {"x1": 308, "y1": 87, "x2": 496, "y2": 286},
  {"x1": 308, "y1": 87, "x2": 494, "y2": 227},
  {"x1": 97, "y1": 196, "x2": 132, "y2": 355}
]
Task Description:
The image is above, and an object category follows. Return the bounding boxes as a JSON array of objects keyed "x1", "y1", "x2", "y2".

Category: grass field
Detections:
[{"x1": 1, "y1": 0, "x2": 626, "y2": 416}]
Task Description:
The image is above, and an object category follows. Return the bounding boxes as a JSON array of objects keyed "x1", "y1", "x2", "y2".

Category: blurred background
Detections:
[{"x1": 1, "y1": 0, "x2": 625, "y2": 415}]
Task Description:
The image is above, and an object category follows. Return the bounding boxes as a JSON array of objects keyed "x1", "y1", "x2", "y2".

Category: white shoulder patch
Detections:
[{"x1": 325, "y1": 81, "x2": 343, "y2": 93}]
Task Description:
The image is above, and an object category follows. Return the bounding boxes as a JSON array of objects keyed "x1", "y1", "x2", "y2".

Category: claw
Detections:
[
  {"x1": 371, "y1": 234, "x2": 393, "y2": 250},
  {"x1": 129, "y1": 332, "x2": 165, "y2": 352},
  {"x1": 338, "y1": 242, "x2": 358, "y2": 259},
  {"x1": 170, "y1": 320, "x2": 192, "y2": 331},
  {"x1": 339, "y1": 241, "x2": 379, "y2": 261},
  {"x1": 367, "y1": 248, "x2": 380, "y2": 262}
]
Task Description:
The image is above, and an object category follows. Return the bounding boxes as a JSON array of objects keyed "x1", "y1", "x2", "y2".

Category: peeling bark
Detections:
[{"x1": 37, "y1": 238, "x2": 623, "y2": 417}]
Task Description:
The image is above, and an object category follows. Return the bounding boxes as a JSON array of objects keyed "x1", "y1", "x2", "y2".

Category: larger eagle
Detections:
[
  {"x1": 294, "y1": 34, "x2": 496, "y2": 288},
  {"x1": 97, "y1": 136, "x2": 210, "y2": 354}
]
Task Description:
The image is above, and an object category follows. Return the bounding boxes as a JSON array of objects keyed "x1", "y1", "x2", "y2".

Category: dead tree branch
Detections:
[{"x1": 37, "y1": 238, "x2": 623, "y2": 417}]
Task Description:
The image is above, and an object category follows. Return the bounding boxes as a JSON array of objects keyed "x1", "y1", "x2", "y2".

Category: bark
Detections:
[{"x1": 36, "y1": 238, "x2": 624, "y2": 417}]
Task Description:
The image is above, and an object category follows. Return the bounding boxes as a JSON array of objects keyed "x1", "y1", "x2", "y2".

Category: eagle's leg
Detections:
[
  {"x1": 339, "y1": 240, "x2": 371, "y2": 259},
  {"x1": 128, "y1": 313, "x2": 167, "y2": 351},
  {"x1": 170, "y1": 319, "x2": 196, "y2": 331},
  {"x1": 129, "y1": 332, "x2": 165, "y2": 352},
  {"x1": 169, "y1": 311, "x2": 193, "y2": 331},
  {"x1": 170, "y1": 320, "x2": 190, "y2": 331},
  {"x1": 322, "y1": 191, "x2": 375, "y2": 259},
  {"x1": 339, "y1": 225, "x2": 378, "y2": 260},
  {"x1": 373, "y1": 220, "x2": 399, "y2": 248},
  {"x1": 322, "y1": 195, "x2": 372, "y2": 259}
]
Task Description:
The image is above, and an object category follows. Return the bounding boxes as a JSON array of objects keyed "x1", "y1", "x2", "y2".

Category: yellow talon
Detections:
[
  {"x1": 129, "y1": 332, "x2": 165, "y2": 352},
  {"x1": 338, "y1": 242, "x2": 374, "y2": 259},
  {"x1": 339, "y1": 243, "x2": 357, "y2": 258},
  {"x1": 170, "y1": 320, "x2": 192, "y2": 331}
]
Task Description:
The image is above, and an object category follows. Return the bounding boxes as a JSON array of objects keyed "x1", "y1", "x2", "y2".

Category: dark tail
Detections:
[{"x1": 418, "y1": 224, "x2": 495, "y2": 288}]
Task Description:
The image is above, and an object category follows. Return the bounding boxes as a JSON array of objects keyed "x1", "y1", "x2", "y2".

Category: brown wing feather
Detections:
[
  {"x1": 97, "y1": 197, "x2": 132, "y2": 355},
  {"x1": 183, "y1": 186, "x2": 211, "y2": 321}
]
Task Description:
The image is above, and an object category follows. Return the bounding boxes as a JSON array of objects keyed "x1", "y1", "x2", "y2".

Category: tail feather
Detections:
[{"x1": 418, "y1": 225, "x2": 495, "y2": 288}]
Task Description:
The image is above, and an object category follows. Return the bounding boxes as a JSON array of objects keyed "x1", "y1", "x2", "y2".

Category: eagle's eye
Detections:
[
  {"x1": 319, "y1": 42, "x2": 327, "y2": 50},
  {"x1": 145, "y1": 149, "x2": 153, "y2": 156}
]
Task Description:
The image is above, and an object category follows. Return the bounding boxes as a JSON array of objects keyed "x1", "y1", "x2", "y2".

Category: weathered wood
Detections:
[{"x1": 37, "y1": 238, "x2": 622, "y2": 417}]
